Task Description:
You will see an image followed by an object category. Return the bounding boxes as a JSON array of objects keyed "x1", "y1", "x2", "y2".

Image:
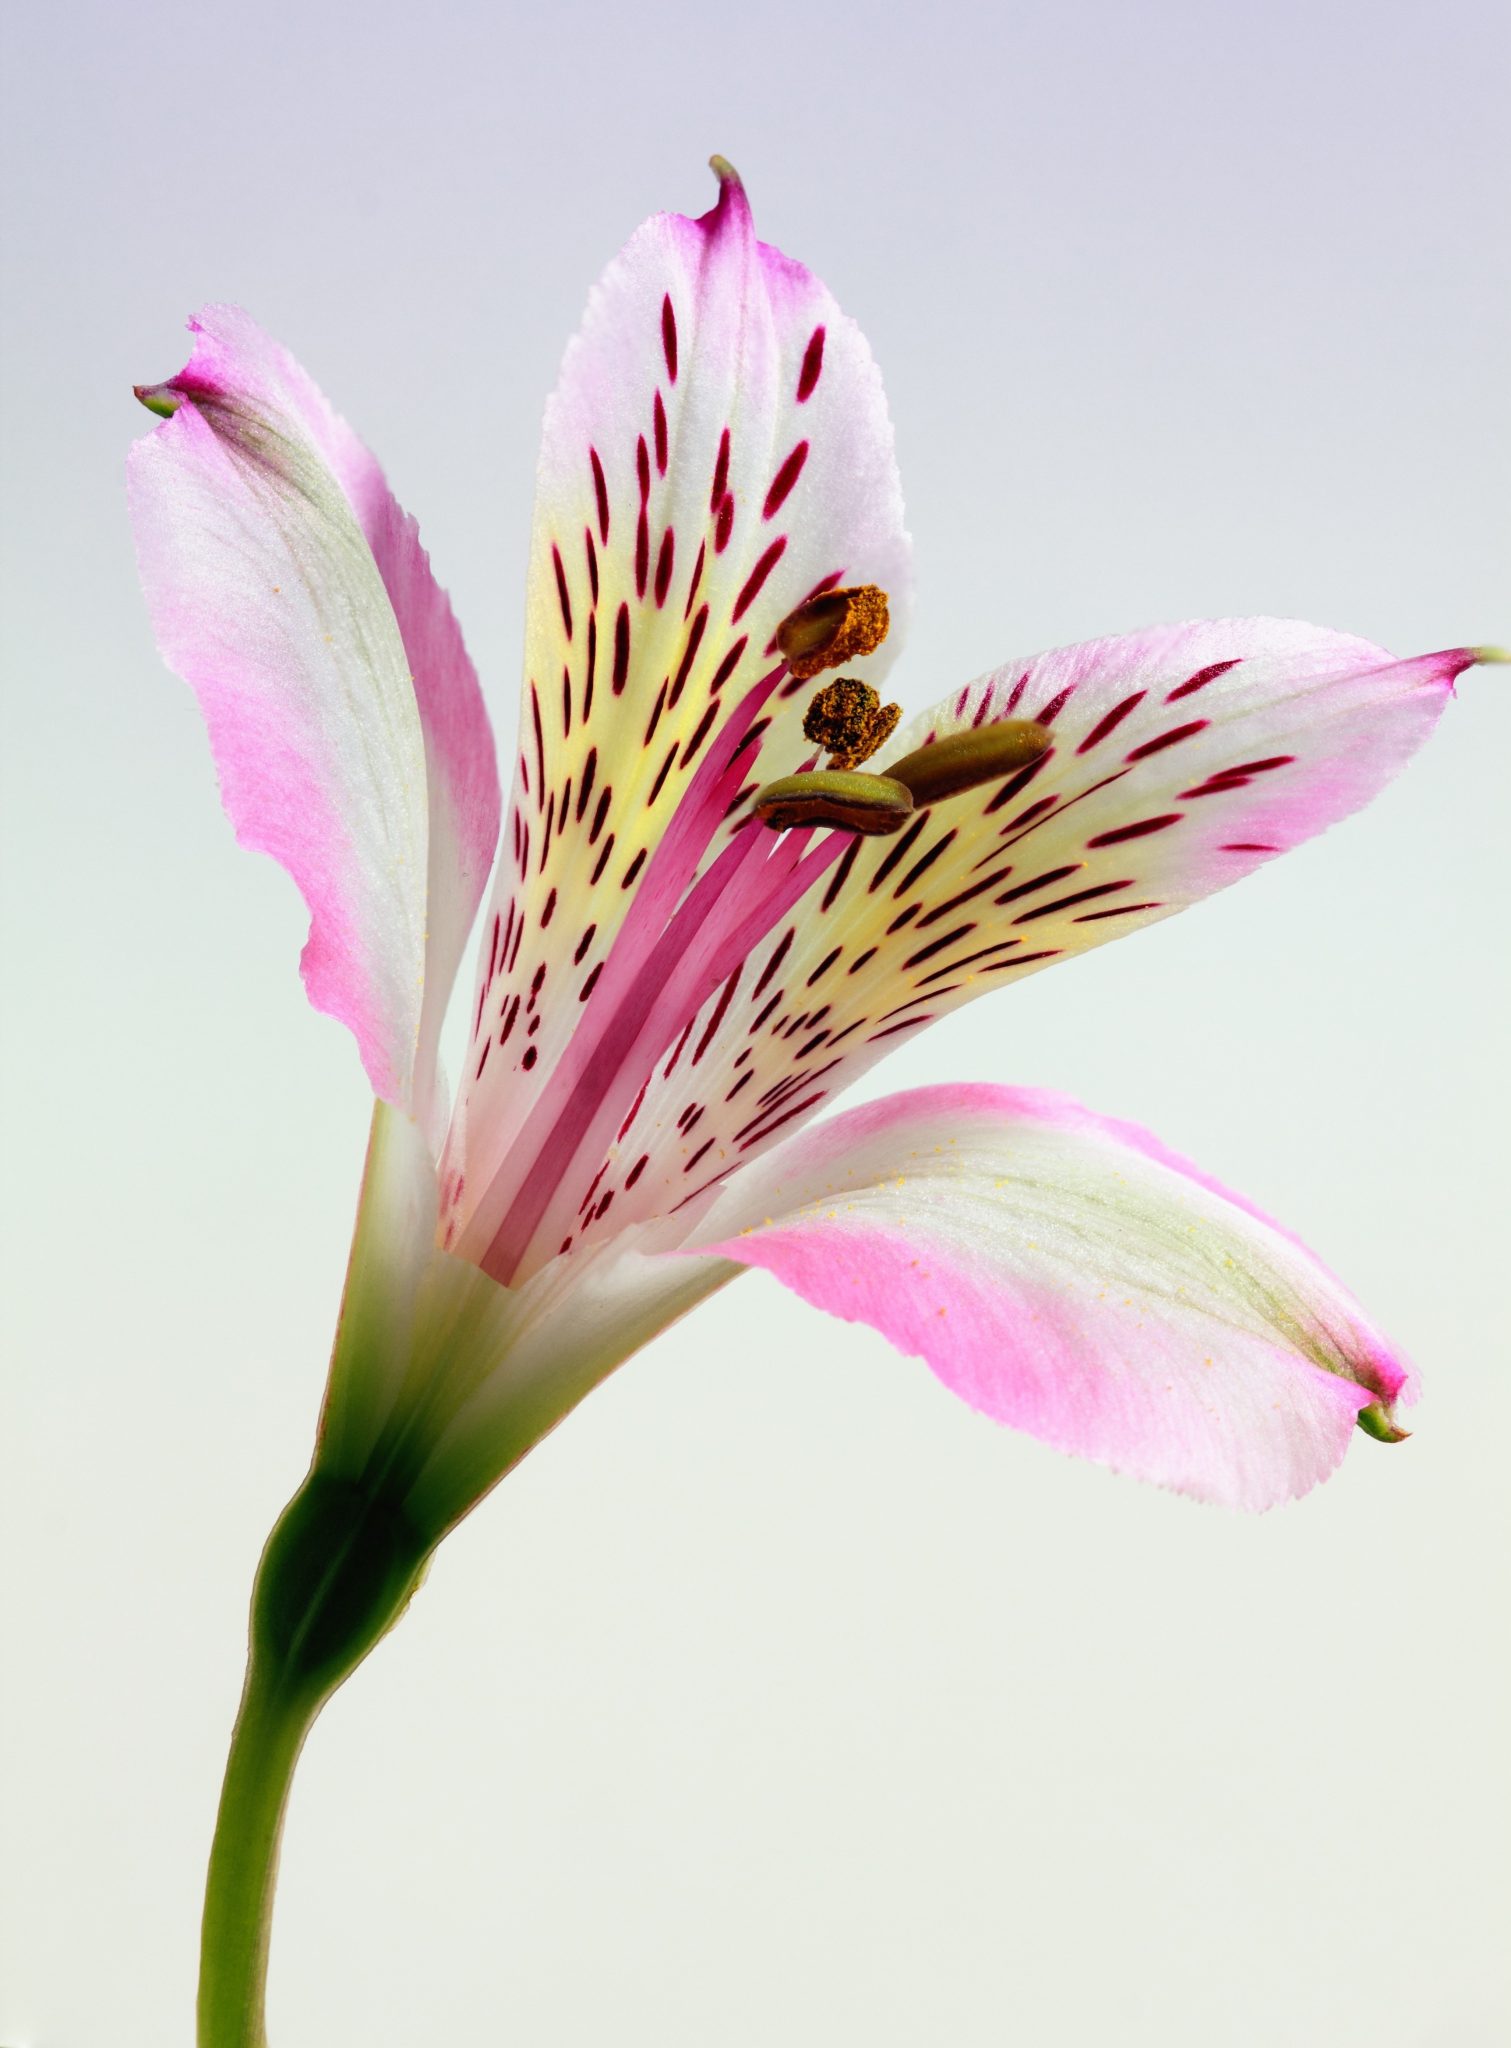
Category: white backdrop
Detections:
[{"x1": 2, "y1": 0, "x2": 1507, "y2": 2040}]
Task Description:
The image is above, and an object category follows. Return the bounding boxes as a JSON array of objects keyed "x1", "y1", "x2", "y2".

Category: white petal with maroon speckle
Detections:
[
  {"x1": 574, "y1": 621, "x2": 1477, "y2": 1242},
  {"x1": 447, "y1": 164, "x2": 910, "y2": 1266},
  {"x1": 687, "y1": 1084, "x2": 1415, "y2": 1510}
]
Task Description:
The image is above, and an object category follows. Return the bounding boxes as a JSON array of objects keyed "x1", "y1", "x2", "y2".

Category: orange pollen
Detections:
[
  {"x1": 776, "y1": 584, "x2": 891, "y2": 682},
  {"x1": 802, "y1": 678, "x2": 903, "y2": 768}
]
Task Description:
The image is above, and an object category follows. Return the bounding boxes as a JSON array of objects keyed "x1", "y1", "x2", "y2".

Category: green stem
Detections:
[
  {"x1": 196, "y1": 1470, "x2": 433, "y2": 2047},
  {"x1": 197, "y1": 1662, "x2": 318, "y2": 2048}
]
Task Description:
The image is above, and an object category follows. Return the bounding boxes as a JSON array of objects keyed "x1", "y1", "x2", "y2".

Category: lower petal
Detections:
[{"x1": 686, "y1": 1084, "x2": 1414, "y2": 1510}]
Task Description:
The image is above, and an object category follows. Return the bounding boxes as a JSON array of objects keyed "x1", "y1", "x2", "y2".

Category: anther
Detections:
[
  {"x1": 802, "y1": 678, "x2": 903, "y2": 769},
  {"x1": 886, "y1": 721, "x2": 1052, "y2": 805},
  {"x1": 753, "y1": 770, "x2": 914, "y2": 836},
  {"x1": 776, "y1": 585, "x2": 891, "y2": 682}
]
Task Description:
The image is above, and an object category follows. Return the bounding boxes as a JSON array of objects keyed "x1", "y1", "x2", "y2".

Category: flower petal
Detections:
[
  {"x1": 449, "y1": 163, "x2": 910, "y2": 1226},
  {"x1": 592, "y1": 622, "x2": 1479, "y2": 1228},
  {"x1": 688, "y1": 1083, "x2": 1414, "y2": 1509},
  {"x1": 128, "y1": 306, "x2": 499, "y2": 1118}
]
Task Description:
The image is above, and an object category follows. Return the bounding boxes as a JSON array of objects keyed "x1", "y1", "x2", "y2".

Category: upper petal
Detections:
[
  {"x1": 688, "y1": 1083, "x2": 1414, "y2": 1510},
  {"x1": 594, "y1": 622, "x2": 1478, "y2": 1225},
  {"x1": 447, "y1": 163, "x2": 911, "y2": 1229},
  {"x1": 128, "y1": 306, "x2": 499, "y2": 1119}
]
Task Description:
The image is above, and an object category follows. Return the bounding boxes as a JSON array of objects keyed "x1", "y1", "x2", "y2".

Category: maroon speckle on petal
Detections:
[
  {"x1": 529, "y1": 683, "x2": 545, "y2": 805},
  {"x1": 986, "y1": 948, "x2": 1061, "y2": 971},
  {"x1": 1075, "y1": 900, "x2": 1161, "y2": 921},
  {"x1": 1077, "y1": 691, "x2": 1146, "y2": 754},
  {"x1": 679, "y1": 698, "x2": 720, "y2": 767},
  {"x1": 1181, "y1": 754, "x2": 1297, "y2": 798},
  {"x1": 710, "y1": 428, "x2": 731, "y2": 511},
  {"x1": 1085, "y1": 813, "x2": 1183, "y2": 847},
  {"x1": 693, "y1": 968, "x2": 742, "y2": 1063},
  {"x1": 1035, "y1": 685, "x2": 1076, "y2": 725},
  {"x1": 670, "y1": 606, "x2": 709, "y2": 706},
  {"x1": 654, "y1": 527, "x2": 676, "y2": 608},
  {"x1": 661, "y1": 294, "x2": 679, "y2": 382},
  {"x1": 709, "y1": 636, "x2": 748, "y2": 693},
  {"x1": 1126, "y1": 720, "x2": 1209, "y2": 762},
  {"x1": 648, "y1": 743, "x2": 678, "y2": 805},
  {"x1": 797, "y1": 325, "x2": 826, "y2": 402},
  {"x1": 983, "y1": 754, "x2": 1052, "y2": 815},
  {"x1": 869, "y1": 816, "x2": 928, "y2": 889},
  {"x1": 754, "y1": 930, "x2": 794, "y2": 998},
  {"x1": 733, "y1": 537, "x2": 787, "y2": 621},
  {"x1": 1016, "y1": 880, "x2": 1134, "y2": 921},
  {"x1": 653, "y1": 391, "x2": 668, "y2": 475},
  {"x1": 612, "y1": 604, "x2": 631, "y2": 693},
  {"x1": 867, "y1": 1017, "x2": 930, "y2": 1044},
  {"x1": 590, "y1": 447, "x2": 610, "y2": 542},
  {"x1": 684, "y1": 539, "x2": 707, "y2": 618},
  {"x1": 995, "y1": 863, "x2": 1080, "y2": 905},
  {"x1": 1167, "y1": 658, "x2": 1241, "y2": 702},
  {"x1": 763, "y1": 441, "x2": 810, "y2": 520},
  {"x1": 821, "y1": 838, "x2": 861, "y2": 912},
  {"x1": 551, "y1": 544, "x2": 573, "y2": 640}
]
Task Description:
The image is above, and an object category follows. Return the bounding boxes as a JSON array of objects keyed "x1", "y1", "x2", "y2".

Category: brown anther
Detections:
[
  {"x1": 887, "y1": 720, "x2": 1053, "y2": 806},
  {"x1": 776, "y1": 584, "x2": 891, "y2": 682},
  {"x1": 802, "y1": 678, "x2": 904, "y2": 769},
  {"x1": 753, "y1": 769, "x2": 914, "y2": 836}
]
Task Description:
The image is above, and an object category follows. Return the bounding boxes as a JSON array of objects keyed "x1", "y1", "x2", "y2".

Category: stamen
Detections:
[
  {"x1": 887, "y1": 721, "x2": 1052, "y2": 805},
  {"x1": 776, "y1": 585, "x2": 891, "y2": 682},
  {"x1": 802, "y1": 678, "x2": 903, "y2": 768},
  {"x1": 754, "y1": 771, "x2": 914, "y2": 835}
]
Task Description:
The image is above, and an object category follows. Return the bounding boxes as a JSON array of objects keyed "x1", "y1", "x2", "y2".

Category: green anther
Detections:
[
  {"x1": 886, "y1": 720, "x2": 1052, "y2": 806},
  {"x1": 754, "y1": 770, "x2": 915, "y2": 835},
  {"x1": 1355, "y1": 1402, "x2": 1410, "y2": 1444}
]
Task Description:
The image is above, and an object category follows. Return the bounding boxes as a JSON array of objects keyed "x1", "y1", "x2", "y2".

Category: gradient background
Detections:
[{"x1": 2, "y1": 0, "x2": 1507, "y2": 2041}]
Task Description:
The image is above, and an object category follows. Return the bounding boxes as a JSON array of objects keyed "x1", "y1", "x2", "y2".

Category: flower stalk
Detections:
[{"x1": 198, "y1": 1472, "x2": 432, "y2": 2047}]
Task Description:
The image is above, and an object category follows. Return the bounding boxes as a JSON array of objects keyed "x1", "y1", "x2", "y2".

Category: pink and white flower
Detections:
[{"x1": 129, "y1": 161, "x2": 1494, "y2": 1530}]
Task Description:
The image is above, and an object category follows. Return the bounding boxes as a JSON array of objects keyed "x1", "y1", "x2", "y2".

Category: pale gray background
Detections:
[{"x1": 2, "y1": 0, "x2": 1507, "y2": 2041}]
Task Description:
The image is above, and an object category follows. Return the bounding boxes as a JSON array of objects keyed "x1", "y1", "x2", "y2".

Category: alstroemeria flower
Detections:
[{"x1": 130, "y1": 163, "x2": 1491, "y2": 1537}]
